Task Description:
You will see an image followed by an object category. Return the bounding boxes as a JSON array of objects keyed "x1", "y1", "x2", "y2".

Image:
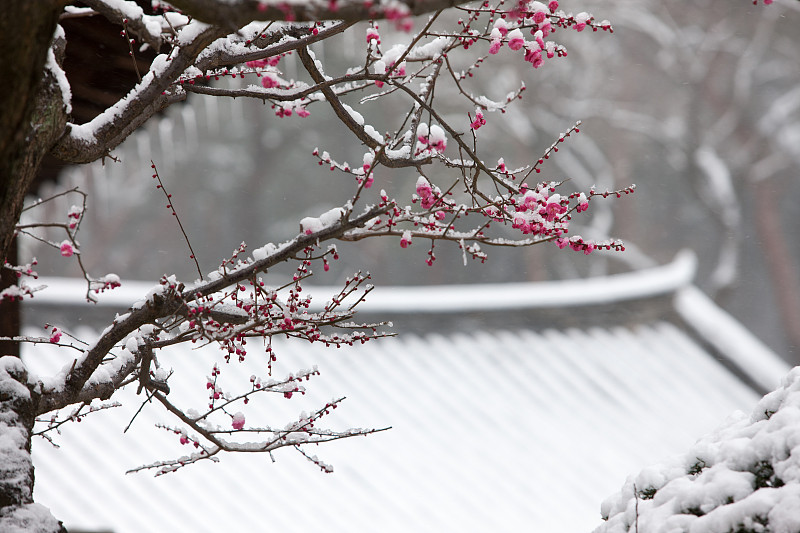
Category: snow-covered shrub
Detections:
[{"x1": 597, "y1": 367, "x2": 800, "y2": 533}]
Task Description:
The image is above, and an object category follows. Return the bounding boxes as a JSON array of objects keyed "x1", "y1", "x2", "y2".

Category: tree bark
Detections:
[
  {"x1": 168, "y1": 0, "x2": 468, "y2": 26},
  {"x1": 0, "y1": 2, "x2": 65, "y2": 261},
  {"x1": 0, "y1": 239, "x2": 20, "y2": 358},
  {"x1": 0, "y1": 358, "x2": 65, "y2": 532},
  {"x1": 0, "y1": 4, "x2": 69, "y2": 530}
]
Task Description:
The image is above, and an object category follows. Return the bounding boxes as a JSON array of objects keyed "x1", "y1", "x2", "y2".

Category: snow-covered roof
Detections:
[
  {"x1": 27, "y1": 323, "x2": 766, "y2": 533},
  {"x1": 33, "y1": 249, "x2": 698, "y2": 313},
  {"x1": 23, "y1": 253, "x2": 791, "y2": 533}
]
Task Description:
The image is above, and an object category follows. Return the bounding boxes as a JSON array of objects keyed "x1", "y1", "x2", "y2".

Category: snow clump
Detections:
[{"x1": 596, "y1": 366, "x2": 800, "y2": 533}]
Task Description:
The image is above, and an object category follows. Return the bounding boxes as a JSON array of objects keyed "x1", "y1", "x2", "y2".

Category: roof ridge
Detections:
[{"x1": 30, "y1": 251, "x2": 696, "y2": 313}]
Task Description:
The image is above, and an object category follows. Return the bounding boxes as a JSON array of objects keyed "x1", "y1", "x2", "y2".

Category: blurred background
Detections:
[{"x1": 23, "y1": 0, "x2": 800, "y2": 362}]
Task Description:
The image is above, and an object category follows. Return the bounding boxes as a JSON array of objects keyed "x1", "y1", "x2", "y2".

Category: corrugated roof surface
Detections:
[{"x1": 25, "y1": 320, "x2": 762, "y2": 533}]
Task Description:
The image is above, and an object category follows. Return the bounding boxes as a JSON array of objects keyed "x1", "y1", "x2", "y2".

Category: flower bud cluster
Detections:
[{"x1": 416, "y1": 123, "x2": 447, "y2": 155}]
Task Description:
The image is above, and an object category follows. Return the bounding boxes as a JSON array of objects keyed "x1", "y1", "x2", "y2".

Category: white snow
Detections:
[
  {"x1": 407, "y1": 37, "x2": 450, "y2": 60},
  {"x1": 428, "y1": 124, "x2": 445, "y2": 144},
  {"x1": 0, "y1": 357, "x2": 31, "y2": 400},
  {"x1": 597, "y1": 366, "x2": 800, "y2": 533},
  {"x1": 125, "y1": 336, "x2": 140, "y2": 353},
  {"x1": 300, "y1": 207, "x2": 345, "y2": 234},
  {"x1": 385, "y1": 144, "x2": 410, "y2": 159},
  {"x1": 675, "y1": 286, "x2": 789, "y2": 392},
  {"x1": 341, "y1": 103, "x2": 364, "y2": 126},
  {"x1": 252, "y1": 243, "x2": 278, "y2": 261},
  {"x1": 0, "y1": 503, "x2": 63, "y2": 533},
  {"x1": 46, "y1": 43, "x2": 72, "y2": 114},
  {"x1": 364, "y1": 124, "x2": 383, "y2": 143},
  {"x1": 177, "y1": 20, "x2": 211, "y2": 46},
  {"x1": 32, "y1": 251, "x2": 698, "y2": 313}
]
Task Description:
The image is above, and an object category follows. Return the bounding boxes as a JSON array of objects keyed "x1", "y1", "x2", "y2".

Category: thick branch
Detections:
[
  {"x1": 168, "y1": 0, "x2": 469, "y2": 26},
  {"x1": 37, "y1": 204, "x2": 390, "y2": 414},
  {"x1": 194, "y1": 20, "x2": 355, "y2": 72},
  {"x1": 0, "y1": 3, "x2": 63, "y2": 260},
  {"x1": 298, "y1": 46, "x2": 382, "y2": 150},
  {"x1": 181, "y1": 203, "x2": 391, "y2": 301},
  {"x1": 80, "y1": 0, "x2": 164, "y2": 51},
  {"x1": 297, "y1": 46, "x2": 430, "y2": 169},
  {"x1": 50, "y1": 23, "x2": 225, "y2": 164}
]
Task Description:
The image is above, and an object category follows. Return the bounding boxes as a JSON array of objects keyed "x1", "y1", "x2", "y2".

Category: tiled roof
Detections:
[
  {"x1": 22, "y1": 252, "x2": 790, "y2": 532},
  {"x1": 26, "y1": 319, "x2": 774, "y2": 532}
]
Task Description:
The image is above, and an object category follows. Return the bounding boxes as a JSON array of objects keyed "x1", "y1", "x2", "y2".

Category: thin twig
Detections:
[
  {"x1": 123, "y1": 19, "x2": 142, "y2": 82},
  {"x1": 150, "y1": 161, "x2": 203, "y2": 280}
]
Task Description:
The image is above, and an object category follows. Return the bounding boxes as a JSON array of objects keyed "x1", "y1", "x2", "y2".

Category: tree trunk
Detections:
[
  {"x1": 753, "y1": 178, "x2": 800, "y2": 362},
  {"x1": 0, "y1": 2, "x2": 64, "y2": 260},
  {"x1": 0, "y1": 4, "x2": 69, "y2": 531},
  {"x1": 0, "y1": 239, "x2": 20, "y2": 358},
  {"x1": 0, "y1": 358, "x2": 65, "y2": 532}
]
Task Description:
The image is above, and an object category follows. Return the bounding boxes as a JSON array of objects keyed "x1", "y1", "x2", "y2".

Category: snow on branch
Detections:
[
  {"x1": 28, "y1": 1, "x2": 634, "y2": 435},
  {"x1": 19, "y1": 0, "x2": 639, "y2": 487},
  {"x1": 35, "y1": 202, "x2": 391, "y2": 415},
  {"x1": 167, "y1": 0, "x2": 470, "y2": 26},
  {"x1": 130, "y1": 391, "x2": 388, "y2": 476},
  {"x1": 13, "y1": 187, "x2": 121, "y2": 303},
  {"x1": 51, "y1": 21, "x2": 226, "y2": 163},
  {"x1": 79, "y1": 0, "x2": 165, "y2": 51}
]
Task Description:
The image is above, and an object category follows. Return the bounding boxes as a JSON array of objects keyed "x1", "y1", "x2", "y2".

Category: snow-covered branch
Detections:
[
  {"x1": 79, "y1": 0, "x2": 165, "y2": 51},
  {"x1": 51, "y1": 22, "x2": 226, "y2": 163},
  {"x1": 36, "y1": 202, "x2": 391, "y2": 415},
  {"x1": 167, "y1": 0, "x2": 469, "y2": 26}
]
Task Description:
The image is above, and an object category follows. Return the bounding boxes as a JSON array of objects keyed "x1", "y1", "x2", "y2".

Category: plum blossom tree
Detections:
[
  {"x1": 0, "y1": 1, "x2": 633, "y2": 530},
  {"x1": 0, "y1": 0, "x2": 778, "y2": 531},
  {"x1": 510, "y1": 0, "x2": 800, "y2": 355}
]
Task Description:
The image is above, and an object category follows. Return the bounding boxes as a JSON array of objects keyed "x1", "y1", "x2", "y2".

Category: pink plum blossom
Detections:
[
  {"x1": 416, "y1": 122, "x2": 429, "y2": 143},
  {"x1": 400, "y1": 230, "x2": 412, "y2": 248},
  {"x1": 525, "y1": 47, "x2": 543, "y2": 68},
  {"x1": 428, "y1": 125, "x2": 447, "y2": 152},
  {"x1": 544, "y1": 195, "x2": 567, "y2": 221},
  {"x1": 416, "y1": 176, "x2": 433, "y2": 198},
  {"x1": 261, "y1": 73, "x2": 279, "y2": 89},
  {"x1": 470, "y1": 109, "x2": 486, "y2": 130},
  {"x1": 67, "y1": 205, "x2": 82, "y2": 229},
  {"x1": 60, "y1": 241, "x2": 74, "y2": 257},
  {"x1": 363, "y1": 152, "x2": 374, "y2": 172},
  {"x1": 366, "y1": 26, "x2": 380, "y2": 44},
  {"x1": 232, "y1": 412, "x2": 245, "y2": 430},
  {"x1": 246, "y1": 58, "x2": 268, "y2": 68},
  {"x1": 576, "y1": 193, "x2": 589, "y2": 212},
  {"x1": 574, "y1": 12, "x2": 591, "y2": 32},
  {"x1": 493, "y1": 18, "x2": 508, "y2": 36},
  {"x1": 507, "y1": 29, "x2": 525, "y2": 51},
  {"x1": 373, "y1": 59, "x2": 386, "y2": 87}
]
